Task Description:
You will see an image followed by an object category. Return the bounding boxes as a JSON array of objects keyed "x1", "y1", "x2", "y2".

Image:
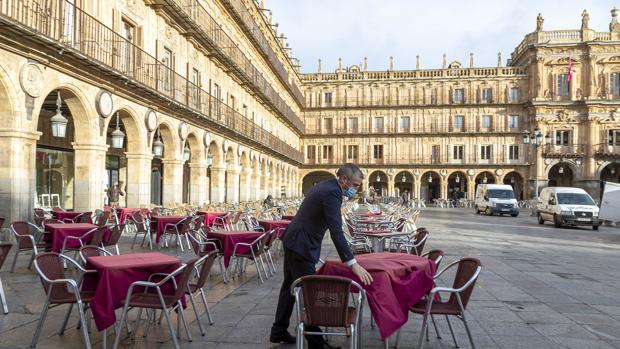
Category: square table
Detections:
[
  {"x1": 117, "y1": 208, "x2": 142, "y2": 224},
  {"x1": 149, "y1": 215, "x2": 186, "y2": 243},
  {"x1": 53, "y1": 211, "x2": 83, "y2": 221},
  {"x1": 207, "y1": 230, "x2": 264, "y2": 267},
  {"x1": 44, "y1": 223, "x2": 107, "y2": 252},
  {"x1": 258, "y1": 219, "x2": 291, "y2": 236},
  {"x1": 197, "y1": 211, "x2": 228, "y2": 227},
  {"x1": 85, "y1": 252, "x2": 183, "y2": 331},
  {"x1": 317, "y1": 252, "x2": 435, "y2": 340}
]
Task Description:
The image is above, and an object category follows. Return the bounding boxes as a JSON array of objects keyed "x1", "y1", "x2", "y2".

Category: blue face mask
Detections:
[{"x1": 344, "y1": 187, "x2": 357, "y2": 198}]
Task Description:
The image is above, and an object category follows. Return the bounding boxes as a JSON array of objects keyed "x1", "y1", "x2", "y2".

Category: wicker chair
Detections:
[
  {"x1": 0, "y1": 242, "x2": 13, "y2": 313},
  {"x1": 231, "y1": 233, "x2": 269, "y2": 283},
  {"x1": 95, "y1": 210, "x2": 111, "y2": 227},
  {"x1": 127, "y1": 211, "x2": 152, "y2": 250},
  {"x1": 60, "y1": 226, "x2": 108, "y2": 258},
  {"x1": 31, "y1": 253, "x2": 96, "y2": 349},
  {"x1": 186, "y1": 252, "x2": 217, "y2": 335},
  {"x1": 291, "y1": 275, "x2": 365, "y2": 349},
  {"x1": 10, "y1": 221, "x2": 49, "y2": 272},
  {"x1": 395, "y1": 228, "x2": 429, "y2": 256},
  {"x1": 187, "y1": 230, "x2": 228, "y2": 283},
  {"x1": 162, "y1": 217, "x2": 192, "y2": 251},
  {"x1": 102, "y1": 224, "x2": 125, "y2": 255},
  {"x1": 112, "y1": 259, "x2": 198, "y2": 349},
  {"x1": 78, "y1": 245, "x2": 113, "y2": 265}
]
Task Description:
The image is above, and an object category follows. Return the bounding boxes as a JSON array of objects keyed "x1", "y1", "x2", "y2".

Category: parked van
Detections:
[
  {"x1": 475, "y1": 184, "x2": 519, "y2": 216},
  {"x1": 537, "y1": 187, "x2": 600, "y2": 230}
]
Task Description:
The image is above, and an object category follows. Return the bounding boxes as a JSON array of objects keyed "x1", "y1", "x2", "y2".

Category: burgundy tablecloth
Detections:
[
  {"x1": 317, "y1": 253, "x2": 435, "y2": 339},
  {"x1": 197, "y1": 211, "x2": 228, "y2": 227},
  {"x1": 281, "y1": 215, "x2": 295, "y2": 220},
  {"x1": 53, "y1": 211, "x2": 83, "y2": 221},
  {"x1": 44, "y1": 223, "x2": 108, "y2": 252},
  {"x1": 117, "y1": 208, "x2": 141, "y2": 224},
  {"x1": 150, "y1": 215, "x2": 186, "y2": 243},
  {"x1": 85, "y1": 252, "x2": 182, "y2": 331},
  {"x1": 207, "y1": 230, "x2": 263, "y2": 267},
  {"x1": 258, "y1": 219, "x2": 291, "y2": 236}
]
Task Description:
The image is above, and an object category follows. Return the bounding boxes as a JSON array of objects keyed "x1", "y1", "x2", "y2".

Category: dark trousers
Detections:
[{"x1": 272, "y1": 248, "x2": 324, "y2": 348}]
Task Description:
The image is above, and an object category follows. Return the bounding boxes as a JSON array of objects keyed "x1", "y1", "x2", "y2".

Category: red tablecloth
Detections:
[
  {"x1": 53, "y1": 211, "x2": 83, "y2": 221},
  {"x1": 85, "y1": 252, "x2": 182, "y2": 331},
  {"x1": 44, "y1": 223, "x2": 108, "y2": 252},
  {"x1": 197, "y1": 211, "x2": 228, "y2": 227},
  {"x1": 258, "y1": 219, "x2": 291, "y2": 236},
  {"x1": 117, "y1": 208, "x2": 141, "y2": 224},
  {"x1": 207, "y1": 230, "x2": 263, "y2": 267},
  {"x1": 317, "y1": 253, "x2": 435, "y2": 340},
  {"x1": 281, "y1": 215, "x2": 295, "y2": 220},
  {"x1": 150, "y1": 215, "x2": 186, "y2": 243}
]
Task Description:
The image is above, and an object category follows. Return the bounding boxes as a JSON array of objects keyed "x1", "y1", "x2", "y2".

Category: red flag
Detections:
[{"x1": 567, "y1": 55, "x2": 573, "y2": 82}]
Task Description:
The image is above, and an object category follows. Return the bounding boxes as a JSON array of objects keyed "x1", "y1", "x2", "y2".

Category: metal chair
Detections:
[
  {"x1": 162, "y1": 217, "x2": 192, "y2": 251},
  {"x1": 112, "y1": 259, "x2": 198, "y2": 349},
  {"x1": 95, "y1": 210, "x2": 111, "y2": 226},
  {"x1": 262, "y1": 229, "x2": 279, "y2": 275},
  {"x1": 395, "y1": 228, "x2": 429, "y2": 256},
  {"x1": 0, "y1": 242, "x2": 13, "y2": 313},
  {"x1": 78, "y1": 245, "x2": 113, "y2": 265},
  {"x1": 186, "y1": 252, "x2": 217, "y2": 335},
  {"x1": 33, "y1": 209, "x2": 50, "y2": 227},
  {"x1": 127, "y1": 211, "x2": 153, "y2": 250},
  {"x1": 102, "y1": 224, "x2": 125, "y2": 255},
  {"x1": 10, "y1": 221, "x2": 49, "y2": 272},
  {"x1": 231, "y1": 233, "x2": 269, "y2": 283},
  {"x1": 31, "y1": 252, "x2": 96, "y2": 349},
  {"x1": 291, "y1": 275, "x2": 365, "y2": 349},
  {"x1": 187, "y1": 230, "x2": 228, "y2": 283},
  {"x1": 408, "y1": 258, "x2": 482, "y2": 349},
  {"x1": 60, "y1": 226, "x2": 107, "y2": 258}
]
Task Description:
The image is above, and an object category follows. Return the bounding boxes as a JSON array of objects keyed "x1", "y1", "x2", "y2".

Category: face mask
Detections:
[{"x1": 344, "y1": 187, "x2": 357, "y2": 198}]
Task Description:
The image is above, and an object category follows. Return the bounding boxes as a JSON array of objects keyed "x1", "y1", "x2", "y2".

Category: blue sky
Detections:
[{"x1": 267, "y1": 0, "x2": 619, "y2": 73}]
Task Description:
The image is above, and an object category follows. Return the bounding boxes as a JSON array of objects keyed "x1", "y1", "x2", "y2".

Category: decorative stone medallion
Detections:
[
  {"x1": 495, "y1": 169, "x2": 504, "y2": 176},
  {"x1": 237, "y1": 145, "x2": 244, "y2": 157},
  {"x1": 95, "y1": 89, "x2": 114, "y2": 118},
  {"x1": 178, "y1": 121, "x2": 188, "y2": 140},
  {"x1": 467, "y1": 169, "x2": 475, "y2": 176},
  {"x1": 203, "y1": 132, "x2": 211, "y2": 147},
  {"x1": 19, "y1": 62, "x2": 43, "y2": 98},
  {"x1": 145, "y1": 110, "x2": 157, "y2": 131},
  {"x1": 223, "y1": 139, "x2": 230, "y2": 151}
]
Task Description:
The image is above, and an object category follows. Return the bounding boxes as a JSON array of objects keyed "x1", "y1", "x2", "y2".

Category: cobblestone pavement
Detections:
[{"x1": 1, "y1": 208, "x2": 620, "y2": 348}]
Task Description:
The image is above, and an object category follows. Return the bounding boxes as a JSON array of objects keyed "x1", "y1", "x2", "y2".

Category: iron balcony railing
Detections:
[
  {"x1": 158, "y1": 0, "x2": 304, "y2": 132},
  {"x1": 594, "y1": 143, "x2": 620, "y2": 158},
  {"x1": 542, "y1": 144, "x2": 586, "y2": 158},
  {"x1": 304, "y1": 123, "x2": 526, "y2": 135},
  {"x1": 0, "y1": 0, "x2": 303, "y2": 163},
  {"x1": 305, "y1": 95, "x2": 524, "y2": 108},
  {"x1": 304, "y1": 154, "x2": 526, "y2": 166}
]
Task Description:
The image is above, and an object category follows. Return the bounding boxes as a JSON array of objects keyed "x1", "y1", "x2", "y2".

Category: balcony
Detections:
[
  {"x1": 543, "y1": 144, "x2": 586, "y2": 158},
  {"x1": 594, "y1": 143, "x2": 620, "y2": 159},
  {"x1": 149, "y1": 0, "x2": 304, "y2": 132},
  {"x1": 303, "y1": 123, "x2": 524, "y2": 136},
  {"x1": 0, "y1": 0, "x2": 303, "y2": 163},
  {"x1": 302, "y1": 154, "x2": 525, "y2": 166}
]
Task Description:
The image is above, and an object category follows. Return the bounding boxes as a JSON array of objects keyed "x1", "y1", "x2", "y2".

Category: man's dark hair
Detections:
[{"x1": 336, "y1": 163, "x2": 364, "y2": 180}]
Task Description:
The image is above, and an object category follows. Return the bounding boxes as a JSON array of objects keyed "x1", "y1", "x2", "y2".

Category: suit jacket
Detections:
[{"x1": 283, "y1": 179, "x2": 354, "y2": 264}]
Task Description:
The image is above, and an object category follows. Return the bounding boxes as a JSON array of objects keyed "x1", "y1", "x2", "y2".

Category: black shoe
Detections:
[{"x1": 270, "y1": 331, "x2": 296, "y2": 344}]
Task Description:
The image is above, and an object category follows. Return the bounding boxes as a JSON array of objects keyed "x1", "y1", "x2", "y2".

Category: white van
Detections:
[
  {"x1": 475, "y1": 184, "x2": 519, "y2": 217},
  {"x1": 537, "y1": 187, "x2": 600, "y2": 230}
]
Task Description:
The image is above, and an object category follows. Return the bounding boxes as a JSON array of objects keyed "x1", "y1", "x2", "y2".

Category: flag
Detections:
[{"x1": 567, "y1": 55, "x2": 573, "y2": 82}]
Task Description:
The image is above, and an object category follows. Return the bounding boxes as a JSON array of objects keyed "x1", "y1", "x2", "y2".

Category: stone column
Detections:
[
  {"x1": 210, "y1": 166, "x2": 226, "y2": 203},
  {"x1": 440, "y1": 180, "x2": 448, "y2": 200},
  {"x1": 239, "y1": 167, "x2": 252, "y2": 202},
  {"x1": 0, "y1": 129, "x2": 40, "y2": 222},
  {"x1": 252, "y1": 170, "x2": 261, "y2": 201},
  {"x1": 124, "y1": 152, "x2": 153, "y2": 208},
  {"x1": 161, "y1": 159, "x2": 184, "y2": 207},
  {"x1": 387, "y1": 177, "x2": 395, "y2": 197},
  {"x1": 188, "y1": 161, "x2": 208, "y2": 205},
  {"x1": 72, "y1": 143, "x2": 108, "y2": 211},
  {"x1": 467, "y1": 178, "x2": 476, "y2": 200},
  {"x1": 226, "y1": 167, "x2": 240, "y2": 203}
]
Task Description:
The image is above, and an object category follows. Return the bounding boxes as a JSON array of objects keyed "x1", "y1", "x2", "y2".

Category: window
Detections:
[
  {"x1": 211, "y1": 83, "x2": 221, "y2": 116},
  {"x1": 190, "y1": 68, "x2": 200, "y2": 109},
  {"x1": 348, "y1": 117, "x2": 359, "y2": 133},
  {"x1": 556, "y1": 130, "x2": 570, "y2": 145},
  {"x1": 161, "y1": 47, "x2": 173, "y2": 93},
  {"x1": 373, "y1": 117, "x2": 384, "y2": 131},
  {"x1": 242, "y1": 104, "x2": 248, "y2": 117},
  {"x1": 229, "y1": 94, "x2": 235, "y2": 110},
  {"x1": 482, "y1": 88, "x2": 492, "y2": 103},
  {"x1": 400, "y1": 116, "x2": 410, "y2": 131},
  {"x1": 322, "y1": 145, "x2": 333, "y2": 160},
  {"x1": 430, "y1": 89, "x2": 437, "y2": 104},
  {"x1": 120, "y1": 19, "x2": 135, "y2": 74},
  {"x1": 509, "y1": 87, "x2": 520, "y2": 102},
  {"x1": 608, "y1": 129, "x2": 620, "y2": 145},
  {"x1": 611, "y1": 73, "x2": 620, "y2": 96},
  {"x1": 347, "y1": 145, "x2": 359, "y2": 159},
  {"x1": 453, "y1": 88, "x2": 464, "y2": 103},
  {"x1": 453, "y1": 145, "x2": 464, "y2": 160},
  {"x1": 324, "y1": 92, "x2": 333, "y2": 106},
  {"x1": 323, "y1": 117, "x2": 333, "y2": 133},
  {"x1": 557, "y1": 74, "x2": 570, "y2": 96},
  {"x1": 480, "y1": 145, "x2": 491, "y2": 160},
  {"x1": 509, "y1": 115, "x2": 519, "y2": 129},
  {"x1": 431, "y1": 145, "x2": 440, "y2": 163},
  {"x1": 453, "y1": 115, "x2": 464, "y2": 130},
  {"x1": 509, "y1": 145, "x2": 519, "y2": 160},
  {"x1": 481, "y1": 115, "x2": 492, "y2": 129},
  {"x1": 306, "y1": 145, "x2": 316, "y2": 159},
  {"x1": 373, "y1": 145, "x2": 383, "y2": 159}
]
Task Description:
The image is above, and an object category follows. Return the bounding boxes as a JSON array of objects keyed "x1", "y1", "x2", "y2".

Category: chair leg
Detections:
[
  {"x1": 10, "y1": 249, "x2": 19, "y2": 273},
  {"x1": 218, "y1": 257, "x2": 228, "y2": 284},
  {"x1": 461, "y1": 314, "x2": 476, "y2": 349},
  {"x1": 76, "y1": 301, "x2": 92, "y2": 349},
  {"x1": 159, "y1": 304, "x2": 180, "y2": 349},
  {"x1": 199, "y1": 288, "x2": 214, "y2": 325},
  {"x1": 430, "y1": 314, "x2": 441, "y2": 339},
  {"x1": 0, "y1": 278, "x2": 8, "y2": 314},
  {"x1": 417, "y1": 311, "x2": 431, "y2": 349},
  {"x1": 254, "y1": 258, "x2": 264, "y2": 283},
  {"x1": 112, "y1": 303, "x2": 131, "y2": 349},
  {"x1": 59, "y1": 303, "x2": 74, "y2": 335},
  {"x1": 445, "y1": 315, "x2": 459, "y2": 348},
  {"x1": 131, "y1": 233, "x2": 138, "y2": 249},
  {"x1": 350, "y1": 324, "x2": 356, "y2": 349},
  {"x1": 114, "y1": 244, "x2": 120, "y2": 255},
  {"x1": 297, "y1": 322, "x2": 304, "y2": 349},
  {"x1": 189, "y1": 292, "x2": 205, "y2": 336},
  {"x1": 394, "y1": 329, "x2": 400, "y2": 348},
  {"x1": 177, "y1": 301, "x2": 192, "y2": 342},
  {"x1": 28, "y1": 250, "x2": 36, "y2": 270},
  {"x1": 30, "y1": 301, "x2": 49, "y2": 348}
]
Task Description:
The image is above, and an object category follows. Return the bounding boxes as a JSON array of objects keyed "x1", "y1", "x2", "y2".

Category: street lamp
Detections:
[
  {"x1": 110, "y1": 112, "x2": 125, "y2": 149},
  {"x1": 152, "y1": 129, "x2": 164, "y2": 157},
  {"x1": 183, "y1": 142, "x2": 191, "y2": 161},
  {"x1": 50, "y1": 91, "x2": 69, "y2": 138},
  {"x1": 428, "y1": 173, "x2": 433, "y2": 183},
  {"x1": 523, "y1": 126, "x2": 552, "y2": 200},
  {"x1": 482, "y1": 173, "x2": 488, "y2": 183}
]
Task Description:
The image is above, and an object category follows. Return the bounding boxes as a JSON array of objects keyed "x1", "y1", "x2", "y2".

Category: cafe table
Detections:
[
  {"x1": 317, "y1": 253, "x2": 435, "y2": 344},
  {"x1": 197, "y1": 211, "x2": 228, "y2": 227},
  {"x1": 351, "y1": 230, "x2": 409, "y2": 252},
  {"x1": 149, "y1": 215, "x2": 186, "y2": 244},
  {"x1": 207, "y1": 230, "x2": 264, "y2": 268},
  {"x1": 117, "y1": 208, "x2": 142, "y2": 224},
  {"x1": 52, "y1": 211, "x2": 84, "y2": 221},
  {"x1": 44, "y1": 223, "x2": 108, "y2": 252},
  {"x1": 258, "y1": 219, "x2": 291, "y2": 236}
]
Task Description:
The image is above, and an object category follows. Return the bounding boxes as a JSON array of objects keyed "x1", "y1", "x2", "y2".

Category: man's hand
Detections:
[{"x1": 351, "y1": 263, "x2": 373, "y2": 285}]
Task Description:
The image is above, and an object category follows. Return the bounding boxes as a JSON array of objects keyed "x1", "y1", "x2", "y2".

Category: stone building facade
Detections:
[{"x1": 0, "y1": 1, "x2": 619, "y2": 222}]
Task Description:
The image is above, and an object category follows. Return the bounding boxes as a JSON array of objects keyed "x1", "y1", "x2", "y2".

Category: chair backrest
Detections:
[
  {"x1": 79, "y1": 245, "x2": 111, "y2": 264},
  {"x1": 448, "y1": 258, "x2": 482, "y2": 310},
  {"x1": 96, "y1": 211, "x2": 111, "y2": 226},
  {"x1": 88, "y1": 226, "x2": 108, "y2": 246},
  {"x1": 105, "y1": 224, "x2": 125, "y2": 245},
  {"x1": 52, "y1": 207, "x2": 64, "y2": 212},
  {"x1": 0, "y1": 242, "x2": 13, "y2": 269},
  {"x1": 11, "y1": 221, "x2": 36, "y2": 249},
  {"x1": 192, "y1": 252, "x2": 217, "y2": 289},
  {"x1": 33, "y1": 209, "x2": 47, "y2": 226},
  {"x1": 34, "y1": 252, "x2": 73, "y2": 303},
  {"x1": 413, "y1": 228, "x2": 429, "y2": 255},
  {"x1": 130, "y1": 211, "x2": 147, "y2": 232},
  {"x1": 263, "y1": 229, "x2": 278, "y2": 249},
  {"x1": 172, "y1": 258, "x2": 198, "y2": 301},
  {"x1": 297, "y1": 275, "x2": 353, "y2": 327},
  {"x1": 422, "y1": 249, "x2": 444, "y2": 270},
  {"x1": 43, "y1": 218, "x2": 64, "y2": 225}
]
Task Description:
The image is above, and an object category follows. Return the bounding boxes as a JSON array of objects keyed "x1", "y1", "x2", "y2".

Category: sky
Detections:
[{"x1": 266, "y1": 0, "x2": 619, "y2": 73}]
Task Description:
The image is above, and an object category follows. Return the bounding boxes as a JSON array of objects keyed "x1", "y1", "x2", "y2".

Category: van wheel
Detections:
[
  {"x1": 553, "y1": 214, "x2": 562, "y2": 228},
  {"x1": 511, "y1": 213, "x2": 519, "y2": 217},
  {"x1": 537, "y1": 214, "x2": 544, "y2": 224},
  {"x1": 593, "y1": 225, "x2": 599, "y2": 231},
  {"x1": 475, "y1": 206, "x2": 480, "y2": 214},
  {"x1": 485, "y1": 207, "x2": 492, "y2": 216}
]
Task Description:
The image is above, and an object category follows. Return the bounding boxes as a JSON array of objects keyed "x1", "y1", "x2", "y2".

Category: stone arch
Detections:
[
  {"x1": 0, "y1": 63, "x2": 19, "y2": 129},
  {"x1": 106, "y1": 106, "x2": 145, "y2": 153},
  {"x1": 474, "y1": 171, "x2": 497, "y2": 193},
  {"x1": 394, "y1": 170, "x2": 413, "y2": 196},
  {"x1": 185, "y1": 132, "x2": 203, "y2": 161},
  {"x1": 503, "y1": 171, "x2": 525, "y2": 200},
  {"x1": 239, "y1": 150, "x2": 251, "y2": 202},
  {"x1": 369, "y1": 170, "x2": 388, "y2": 197},
  {"x1": 420, "y1": 170, "x2": 441, "y2": 203},
  {"x1": 302, "y1": 170, "x2": 335, "y2": 194},
  {"x1": 547, "y1": 162, "x2": 576, "y2": 187},
  {"x1": 153, "y1": 121, "x2": 178, "y2": 159},
  {"x1": 207, "y1": 140, "x2": 222, "y2": 167},
  {"x1": 447, "y1": 170, "x2": 468, "y2": 200}
]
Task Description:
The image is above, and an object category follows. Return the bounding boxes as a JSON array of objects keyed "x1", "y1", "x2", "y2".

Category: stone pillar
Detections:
[
  {"x1": 467, "y1": 178, "x2": 476, "y2": 200},
  {"x1": 226, "y1": 168, "x2": 240, "y2": 203},
  {"x1": 161, "y1": 159, "x2": 184, "y2": 207},
  {"x1": 252, "y1": 170, "x2": 261, "y2": 201},
  {"x1": 413, "y1": 181, "x2": 421, "y2": 203},
  {"x1": 210, "y1": 166, "x2": 226, "y2": 203},
  {"x1": 188, "y1": 161, "x2": 208, "y2": 205},
  {"x1": 72, "y1": 143, "x2": 108, "y2": 211},
  {"x1": 0, "y1": 129, "x2": 39, "y2": 222},
  {"x1": 124, "y1": 152, "x2": 153, "y2": 208},
  {"x1": 440, "y1": 180, "x2": 448, "y2": 200},
  {"x1": 387, "y1": 177, "x2": 395, "y2": 197},
  {"x1": 239, "y1": 167, "x2": 252, "y2": 202}
]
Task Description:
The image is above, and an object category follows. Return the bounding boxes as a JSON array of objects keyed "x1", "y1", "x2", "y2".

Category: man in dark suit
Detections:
[{"x1": 270, "y1": 163, "x2": 373, "y2": 349}]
